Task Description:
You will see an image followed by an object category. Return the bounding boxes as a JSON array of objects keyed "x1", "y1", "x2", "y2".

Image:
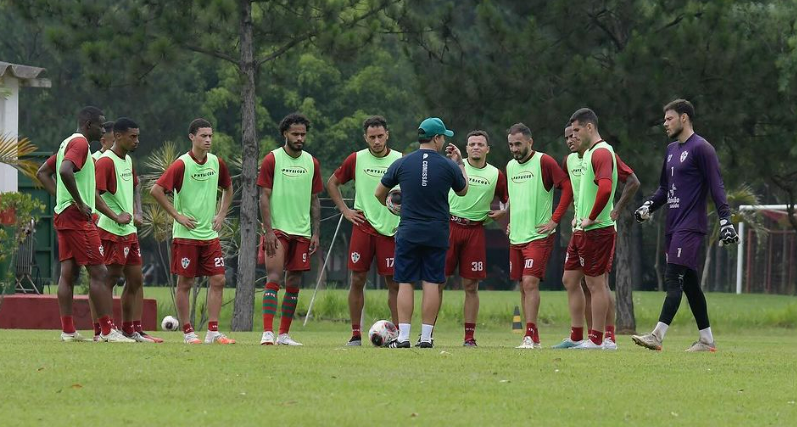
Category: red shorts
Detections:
[
  {"x1": 57, "y1": 227, "x2": 104, "y2": 266},
  {"x1": 509, "y1": 234, "x2": 554, "y2": 281},
  {"x1": 99, "y1": 231, "x2": 142, "y2": 266},
  {"x1": 348, "y1": 223, "x2": 395, "y2": 276},
  {"x1": 171, "y1": 238, "x2": 225, "y2": 278},
  {"x1": 258, "y1": 230, "x2": 311, "y2": 272},
  {"x1": 565, "y1": 227, "x2": 616, "y2": 276},
  {"x1": 445, "y1": 222, "x2": 486, "y2": 280}
]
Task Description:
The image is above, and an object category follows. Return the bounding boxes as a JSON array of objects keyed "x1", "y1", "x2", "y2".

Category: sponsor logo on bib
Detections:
[
  {"x1": 119, "y1": 168, "x2": 133, "y2": 181},
  {"x1": 469, "y1": 175, "x2": 490, "y2": 186},
  {"x1": 281, "y1": 166, "x2": 309, "y2": 177},
  {"x1": 191, "y1": 167, "x2": 217, "y2": 182},
  {"x1": 510, "y1": 171, "x2": 534, "y2": 183},
  {"x1": 363, "y1": 166, "x2": 388, "y2": 178}
]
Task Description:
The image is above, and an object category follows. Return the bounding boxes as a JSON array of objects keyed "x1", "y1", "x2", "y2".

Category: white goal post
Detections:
[{"x1": 735, "y1": 205, "x2": 794, "y2": 294}]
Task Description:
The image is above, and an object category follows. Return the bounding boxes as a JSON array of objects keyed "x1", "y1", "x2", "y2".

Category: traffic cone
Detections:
[{"x1": 512, "y1": 306, "x2": 522, "y2": 333}]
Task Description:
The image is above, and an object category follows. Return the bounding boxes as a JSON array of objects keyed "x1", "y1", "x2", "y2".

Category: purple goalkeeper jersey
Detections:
[{"x1": 649, "y1": 133, "x2": 731, "y2": 235}]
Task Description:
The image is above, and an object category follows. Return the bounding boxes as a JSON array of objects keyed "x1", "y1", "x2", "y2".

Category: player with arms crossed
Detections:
[
  {"x1": 327, "y1": 116, "x2": 402, "y2": 346},
  {"x1": 376, "y1": 117, "x2": 467, "y2": 348},
  {"x1": 506, "y1": 123, "x2": 572, "y2": 349},
  {"x1": 258, "y1": 113, "x2": 323, "y2": 346},
  {"x1": 632, "y1": 99, "x2": 738, "y2": 352},
  {"x1": 95, "y1": 118, "x2": 161, "y2": 342},
  {"x1": 37, "y1": 106, "x2": 133, "y2": 342},
  {"x1": 151, "y1": 118, "x2": 235, "y2": 345},
  {"x1": 553, "y1": 122, "x2": 639, "y2": 349},
  {"x1": 443, "y1": 130, "x2": 508, "y2": 347}
]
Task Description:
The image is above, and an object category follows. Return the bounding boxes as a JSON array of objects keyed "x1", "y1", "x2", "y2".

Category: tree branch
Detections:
[{"x1": 182, "y1": 43, "x2": 239, "y2": 66}]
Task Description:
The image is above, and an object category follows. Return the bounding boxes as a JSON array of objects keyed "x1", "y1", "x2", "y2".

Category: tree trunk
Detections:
[
  {"x1": 232, "y1": 0, "x2": 259, "y2": 331},
  {"x1": 701, "y1": 243, "x2": 712, "y2": 291},
  {"x1": 614, "y1": 209, "x2": 636, "y2": 334},
  {"x1": 654, "y1": 218, "x2": 663, "y2": 291}
]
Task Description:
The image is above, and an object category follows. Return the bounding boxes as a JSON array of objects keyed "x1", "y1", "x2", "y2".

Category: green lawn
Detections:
[{"x1": 2, "y1": 291, "x2": 796, "y2": 426}]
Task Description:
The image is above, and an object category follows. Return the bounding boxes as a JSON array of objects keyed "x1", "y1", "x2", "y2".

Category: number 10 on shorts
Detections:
[{"x1": 524, "y1": 259, "x2": 534, "y2": 269}]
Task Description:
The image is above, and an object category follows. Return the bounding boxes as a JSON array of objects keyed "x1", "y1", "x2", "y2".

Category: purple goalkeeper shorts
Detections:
[{"x1": 665, "y1": 231, "x2": 705, "y2": 272}]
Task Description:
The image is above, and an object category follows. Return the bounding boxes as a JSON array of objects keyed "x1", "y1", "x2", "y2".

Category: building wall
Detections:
[{"x1": 0, "y1": 75, "x2": 20, "y2": 193}]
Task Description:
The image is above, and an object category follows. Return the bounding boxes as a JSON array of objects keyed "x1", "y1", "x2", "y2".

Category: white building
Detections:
[{"x1": 0, "y1": 61, "x2": 51, "y2": 192}]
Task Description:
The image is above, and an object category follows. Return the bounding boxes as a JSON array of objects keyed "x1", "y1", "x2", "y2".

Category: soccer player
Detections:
[
  {"x1": 258, "y1": 113, "x2": 323, "y2": 346},
  {"x1": 562, "y1": 108, "x2": 620, "y2": 350},
  {"x1": 40, "y1": 106, "x2": 133, "y2": 342},
  {"x1": 92, "y1": 121, "x2": 115, "y2": 161},
  {"x1": 632, "y1": 99, "x2": 738, "y2": 352},
  {"x1": 151, "y1": 118, "x2": 235, "y2": 345},
  {"x1": 376, "y1": 117, "x2": 467, "y2": 348},
  {"x1": 506, "y1": 123, "x2": 571, "y2": 349},
  {"x1": 327, "y1": 116, "x2": 402, "y2": 346},
  {"x1": 94, "y1": 118, "x2": 161, "y2": 343},
  {"x1": 553, "y1": 123, "x2": 639, "y2": 349},
  {"x1": 443, "y1": 130, "x2": 508, "y2": 347}
]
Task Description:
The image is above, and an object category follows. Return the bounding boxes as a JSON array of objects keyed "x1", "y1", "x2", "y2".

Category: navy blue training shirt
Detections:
[{"x1": 381, "y1": 149, "x2": 467, "y2": 248}]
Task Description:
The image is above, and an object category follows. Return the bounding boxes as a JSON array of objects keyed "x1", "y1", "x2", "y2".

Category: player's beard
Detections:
[
  {"x1": 667, "y1": 124, "x2": 683, "y2": 139},
  {"x1": 513, "y1": 147, "x2": 529, "y2": 161}
]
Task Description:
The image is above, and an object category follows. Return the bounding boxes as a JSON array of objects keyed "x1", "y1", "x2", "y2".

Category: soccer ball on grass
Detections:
[
  {"x1": 161, "y1": 315, "x2": 179, "y2": 331},
  {"x1": 368, "y1": 320, "x2": 399, "y2": 347}
]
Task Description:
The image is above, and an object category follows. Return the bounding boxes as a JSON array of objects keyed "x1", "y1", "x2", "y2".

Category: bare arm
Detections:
[
  {"x1": 37, "y1": 161, "x2": 56, "y2": 197},
  {"x1": 134, "y1": 184, "x2": 143, "y2": 227},
  {"x1": 151, "y1": 184, "x2": 195, "y2": 229},
  {"x1": 213, "y1": 185, "x2": 233, "y2": 232},
  {"x1": 612, "y1": 172, "x2": 641, "y2": 220},
  {"x1": 327, "y1": 174, "x2": 364, "y2": 225},
  {"x1": 309, "y1": 194, "x2": 321, "y2": 254},
  {"x1": 94, "y1": 189, "x2": 130, "y2": 224},
  {"x1": 375, "y1": 183, "x2": 390, "y2": 206},
  {"x1": 259, "y1": 187, "x2": 278, "y2": 257},
  {"x1": 455, "y1": 161, "x2": 469, "y2": 196}
]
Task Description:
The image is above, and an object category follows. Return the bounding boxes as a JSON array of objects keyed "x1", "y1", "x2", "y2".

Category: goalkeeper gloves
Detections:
[
  {"x1": 719, "y1": 218, "x2": 739, "y2": 246},
  {"x1": 634, "y1": 201, "x2": 654, "y2": 223}
]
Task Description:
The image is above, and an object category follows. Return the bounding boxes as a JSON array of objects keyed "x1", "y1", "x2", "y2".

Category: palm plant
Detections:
[
  {"x1": 0, "y1": 134, "x2": 39, "y2": 182},
  {"x1": 701, "y1": 183, "x2": 768, "y2": 290}
]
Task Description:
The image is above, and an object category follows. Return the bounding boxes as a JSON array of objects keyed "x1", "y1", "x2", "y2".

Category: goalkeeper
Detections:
[{"x1": 632, "y1": 99, "x2": 738, "y2": 352}]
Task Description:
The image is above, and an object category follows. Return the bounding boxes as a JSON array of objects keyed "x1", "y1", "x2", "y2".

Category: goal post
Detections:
[{"x1": 736, "y1": 205, "x2": 794, "y2": 294}]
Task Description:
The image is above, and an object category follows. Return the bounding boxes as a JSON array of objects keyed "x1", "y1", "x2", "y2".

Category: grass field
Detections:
[{"x1": 2, "y1": 291, "x2": 796, "y2": 426}]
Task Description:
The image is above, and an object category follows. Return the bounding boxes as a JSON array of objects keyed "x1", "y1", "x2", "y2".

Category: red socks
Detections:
[
  {"x1": 570, "y1": 326, "x2": 584, "y2": 342},
  {"x1": 122, "y1": 321, "x2": 135, "y2": 335},
  {"x1": 262, "y1": 282, "x2": 280, "y2": 332},
  {"x1": 351, "y1": 323, "x2": 361, "y2": 338},
  {"x1": 61, "y1": 316, "x2": 76, "y2": 334},
  {"x1": 525, "y1": 322, "x2": 540, "y2": 343},
  {"x1": 133, "y1": 320, "x2": 143, "y2": 333},
  {"x1": 208, "y1": 321, "x2": 218, "y2": 332},
  {"x1": 588, "y1": 329, "x2": 604, "y2": 345},
  {"x1": 464, "y1": 323, "x2": 476, "y2": 341},
  {"x1": 98, "y1": 315, "x2": 114, "y2": 336},
  {"x1": 182, "y1": 323, "x2": 194, "y2": 334},
  {"x1": 605, "y1": 325, "x2": 616, "y2": 343}
]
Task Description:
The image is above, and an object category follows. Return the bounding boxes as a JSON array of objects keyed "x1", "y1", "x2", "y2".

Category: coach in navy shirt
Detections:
[{"x1": 376, "y1": 117, "x2": 468, "y2": 348}]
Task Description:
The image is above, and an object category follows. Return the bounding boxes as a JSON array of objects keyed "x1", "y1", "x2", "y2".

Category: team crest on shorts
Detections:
[
  {"x1": 680, "y1": 151, "x2": 689, "y2": 162},
  {"x1": 124, "y1": 247, "x2": 130, "y2": 258},
  {"x1": 98, "y1": 246, "x2": 104, "y2": 256},
  {"x1": 351, "y1": 252, "x2": 361, "y2": 263},
  {"x1": 181, "y1": 257, "x2": 190, "y2": 269},
  {"x1": 579, "y1": 256, "x2": 585, "y2": 267}
]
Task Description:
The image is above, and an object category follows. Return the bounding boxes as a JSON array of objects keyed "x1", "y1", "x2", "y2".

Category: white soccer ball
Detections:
[
  {"x1": 368, "y1": 320, "x2": 399, "y2": 347},
  {"x1": 161, "y1": 315, "x2": 179, "y2": 331},
  {"x1": 386, "y1": 188, "x2": 401, "y2": 216}
]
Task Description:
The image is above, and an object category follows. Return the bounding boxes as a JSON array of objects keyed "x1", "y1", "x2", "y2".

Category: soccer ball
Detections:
[
  {"x1": 161, "y1": 315, "x2": 179, "y2": 331},
  {"x1": 386, "y1": 188, "x2": 401, "y2": 216},
  {"x1": 368, "y1": 320, "x2": 399, "y2": 347}
]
